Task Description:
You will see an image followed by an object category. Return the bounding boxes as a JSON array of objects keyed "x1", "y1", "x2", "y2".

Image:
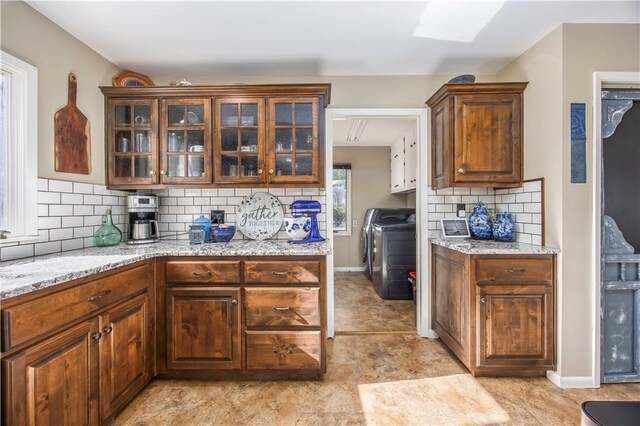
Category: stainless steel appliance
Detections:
[
  {"x1": 127, "y1": 195, "x2": 159, "y2": 244},
  {"x1": 361, "y1": 208, "x2": 415, "y2": 280}
]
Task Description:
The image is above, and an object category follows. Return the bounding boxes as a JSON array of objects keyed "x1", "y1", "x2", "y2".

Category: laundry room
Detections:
[{"x1": 331, "y1": 116, "x2": 418, "y2": 334}]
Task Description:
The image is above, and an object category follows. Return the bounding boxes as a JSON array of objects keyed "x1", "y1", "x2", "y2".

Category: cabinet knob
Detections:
[
  {"x1": 269, "y1": 169, "x2": 274, "y2": 174},
  {"x1": 480, "y1": 297, "x2": 487, "y2": 304},
  {"x1": 231, "y1": 299, "x2": 238, "y2": 305},
  {"x1": 160, "y1": 170, "x2": 166, "y2": 175},
  {"x1": 258, "y1": 169, "x2": 263, "y2": 175},
  {"x1": 457, "y1": 167, "x2": 466, "y2": 174},
  {"x1": 149, "y1": 170, "x2": 155, "y2": 176},
  {"x1": 103, "y1": 326, "x2": 113, "y2": 335},
  {"x1": 92, "y1": 332, "x2": 102, "y2": 341}
]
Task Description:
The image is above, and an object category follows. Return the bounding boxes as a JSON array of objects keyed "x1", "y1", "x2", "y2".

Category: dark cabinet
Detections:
[
  {"x1": 427, "y1": 83, "x2": 527, "y2": 189},
  {"x1": 2, "y1": 318, "x2": 101, "y2": 426},
  {"x1": 101, "y1": 84, "x2": 330, "y2": 189},
  {"x1": 166, "y1": 287, "x2": 241, "y2": 370},
  {"x1": 99, "y1": 292, "x2": 153, "y2": 421},
  {"x1": 431, "y1": 244, "x2": 554, "y2": 376}
]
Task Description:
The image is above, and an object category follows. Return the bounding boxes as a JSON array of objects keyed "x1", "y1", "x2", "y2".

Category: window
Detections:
[
  {"x1": 332, "y1": 164, "x2": 352, "y2": 236},
  {"x1": 0, "y1": 51, "x2": 38, "y2": 244}
]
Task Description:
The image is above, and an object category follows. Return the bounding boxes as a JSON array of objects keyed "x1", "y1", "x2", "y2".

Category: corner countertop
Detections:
[
  {"x1": 0, "y1": 239, "x2": 331, "y2": 301},
  {"x1": 429, "y1": 236, "x2": 560, "y2": 255}
]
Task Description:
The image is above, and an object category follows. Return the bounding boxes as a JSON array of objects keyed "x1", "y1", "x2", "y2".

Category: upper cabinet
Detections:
[
  {"x1": 101, "y1": 84, "x2": 330, "y2": 189},
  {"x1": 426, "y1": 82, "x2": 527, "y2": 190},
  {"x1": 390, "y1": 124, "x2": 417, "y2": 194}
]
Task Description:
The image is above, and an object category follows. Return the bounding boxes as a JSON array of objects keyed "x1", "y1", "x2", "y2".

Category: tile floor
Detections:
[
  {"x1": 115, "y1": 272, "x2": 640, "y2": 425},
  {"x1": 334, "y1": 272, "x2": 416, "y2": 333}
]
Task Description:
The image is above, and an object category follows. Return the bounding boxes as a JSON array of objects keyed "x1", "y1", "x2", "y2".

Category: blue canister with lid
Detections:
[{"x1": 192, "y1": 215, "x2": 212, "y2": 242}]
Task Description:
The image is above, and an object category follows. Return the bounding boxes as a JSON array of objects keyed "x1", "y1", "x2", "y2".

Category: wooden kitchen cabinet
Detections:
[
  {"x1": 106, "y1": 98, "x2": 159, "y2": 186},
  {"x1": 101, "y1": 84, "x2": 330, "y2": 190},
  {"x1": 431, "y1": 244, "x2": 555, "y2": 376},
  {"x1": 160, "y1": 98, "x2": 212, "y2": 184},
  {"x1": 1, "y1": 261, "x2": 154, "y2": 425},
  {"x1": 426, "y1": 83, "x2": 527, "y2": 189},
  {"x1": 2, "y1": 318, "x2": 101, "y2": 426},
  {"x1": 99, "y1": 292, "x2": 153, "y2": 422},
  {"x1": 165, "y1": 287, "x2": 241, "y2": 370}
]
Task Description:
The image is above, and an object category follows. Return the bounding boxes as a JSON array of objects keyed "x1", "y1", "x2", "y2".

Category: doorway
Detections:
[
  {"x1": 593, "y1": 72, "x2": 640, "y2": 387},
  {"x1": 324, "y1": 108, "x2": 431, "y2": 338}
]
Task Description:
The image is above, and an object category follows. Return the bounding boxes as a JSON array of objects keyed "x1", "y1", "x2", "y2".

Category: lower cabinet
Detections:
[
  {"x1": 165, "y1": 287, "x2": 241, "y2": 370},
  {"x1": 431, "y1": 244, "x2": 555, "y2": 376},
  {"x1": 99, "y1": 292, "x2": 153, "y2": 421},
  {"x1": 2, "y1": 318, "x2": 101, "y2": 425},
  {"x1": 1, "y1": 261, "x2": 154, "y2": 425}
]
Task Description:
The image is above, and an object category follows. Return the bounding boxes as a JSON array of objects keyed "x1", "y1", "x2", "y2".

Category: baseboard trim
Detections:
[
  {"x1": 333, "y1": 266, "x2": 366, "y2": 272},
  {"x1": 422, "y1": 329, "x2": 439, "y2": 339},
  {"x1": 546, "y1": 371, "x2": 597, "y2": 389}
]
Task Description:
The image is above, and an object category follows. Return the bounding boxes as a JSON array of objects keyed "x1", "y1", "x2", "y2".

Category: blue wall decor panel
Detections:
[{"x1": 571, "y1": 103, "x2": 586, "y2": 183}]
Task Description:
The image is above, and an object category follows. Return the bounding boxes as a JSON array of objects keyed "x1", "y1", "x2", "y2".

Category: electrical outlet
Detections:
[
  {"x1": 456, "y1": 203, "x2": 466, "y2": 218},
  {"x1": 353, "y1": 220, "x2": 358, "y2": 228}
]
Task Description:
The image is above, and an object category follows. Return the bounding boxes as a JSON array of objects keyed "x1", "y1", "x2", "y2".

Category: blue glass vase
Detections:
[
  {"x1": 469, "y1": 202, "x2": 492, "y2": 240},
  {"x1": 493, "y1": 212, "x2": 515, "y2": 242}
]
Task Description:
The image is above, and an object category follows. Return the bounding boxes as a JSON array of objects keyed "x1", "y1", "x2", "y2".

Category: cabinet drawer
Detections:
[
  {"x1": 246, "y1": 331, "x2": 321, "y2": 370},
  {"x1": 165, "y1": 261, "x2": 241, "y2": 284},
  {"x1": 244, "y1": 261, "x2": 320, "y2": 284},
  {"x1": 245, "y1": 287, "x2": 320, "y2": 327},
  {"x1": 2, "y1": 262, "x2": 151, "y2": 352},
  {"x1": 475, "y1": 257, "x2": 553, "y2": 284}
]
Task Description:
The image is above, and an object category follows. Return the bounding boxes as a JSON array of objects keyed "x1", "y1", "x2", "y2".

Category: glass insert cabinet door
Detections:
[
  {"x1": 160, "y1": 99, "x2": 211, "y2": 183},
  {"x1": 214, "y1": 98, "x2": 264, "y2": 183},
  {"x1": 268, "y1": 97, "x2": 319, "y2": 183},
  {"x1": 108, "y1": 99, "x2": 158, "y2": 185}
]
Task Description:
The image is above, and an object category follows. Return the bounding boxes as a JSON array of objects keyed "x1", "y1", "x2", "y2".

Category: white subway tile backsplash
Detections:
[
  {"x1": 1, "y1": 243, "x2": 35, "y2": 261},
  {"x1": 62, "y1": 239, "x2": 84, "y2": 251},
  {"x1": 184, "y1": 189, "x2": 201, "y2": 197},
  {"x1": 38, "y1": 204, "x2": 49, "y2": 217},
  {"x1": 74, "y1": 227, "x2": 94, "y2": 238},
  {"x1": 83, "y1": 194, "x2": 102, "y2": 205},
  {"x1": 37, "y1": 178, "x2": 48, "y2": 191},
  {"x1": 516, "y1": 193, "x2": 532, "y2": 203},
  {"x1": 49, "y1": 204, "x2": 74, "y2": 216},
  {"x1": 177, "y1": 197, "x2": 194, "y2": 206},
  {"x1": 84, "y1": 216, "x2": 102, "y2": 226},
  {"x1": 35, "y1": 241, "x2": 61, "y2": 256},
  {"x1": 218, "y1": 188, "x2": 235, "y2": 196},
  {"x1": 61, "y1": 193, "x2": 83, "y2": 205},
  {"x1": 48, "y1": 180, "x2": 73, "y2": 193},
  {"x1": 49, "y1": 228, "x2": 74, "y2": 241},
  {"x1": 62, "y1": 216, "x2": 84, "y2": 228},
  {"x1": 73, "y1": 182, "x2": 94, "y2": 194},
  {"x1": 523, "y1": 181, "x2": 540, "y2": 193},
  {"x1": 75, "y1": 205, "x2": 94, "y2": 216},
  {"x1": 38, "y1": 191, "x2": 61, "y2": 204},
  {"x1": 38, "y1": 216, "x2": 62, "y2": 229},
  {"x1": 201, "y1": 189, "x2": 218, "y2": 196},
  {"x1": 102, "y1": 196, "x2": 119, "y2": 206}
]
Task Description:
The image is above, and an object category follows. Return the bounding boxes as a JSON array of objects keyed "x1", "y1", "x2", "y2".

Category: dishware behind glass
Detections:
[
  {"x1": 229, "y1": 164, "x2": 237, "y2": 176},
  {"x1": 189, "y1": 145, "x2": 204, "y2": 152},
  {"x1": 134, "y1": 115, "x2": 148, "y2": 125},
  {"x1": 118, "y1": 136, "x2": 130, "y2": 153}
]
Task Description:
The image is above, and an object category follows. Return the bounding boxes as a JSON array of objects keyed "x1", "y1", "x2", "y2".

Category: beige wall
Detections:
[
  {"x1": 1, "y1": 0, "x2": 120, "y2": 185},
  {"x1": 333, "y1": 147, "x2": 408, "y2": 268},
  {"x1": 497, "y1": 23, "x2": 640, "y2": 378}
]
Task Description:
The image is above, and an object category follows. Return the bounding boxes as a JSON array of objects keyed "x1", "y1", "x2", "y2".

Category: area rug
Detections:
[{"x1": 358, "y1": 374, "x2": 511, "y2": 425}]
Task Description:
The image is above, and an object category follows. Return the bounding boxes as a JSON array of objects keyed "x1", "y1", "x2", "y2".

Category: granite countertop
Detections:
[
  {"x1": 429, "y1": 236, "x2": 560, "y2": 255},
  {"x1": 0, "y1": 239, "x2": 331, "y2": 301}
]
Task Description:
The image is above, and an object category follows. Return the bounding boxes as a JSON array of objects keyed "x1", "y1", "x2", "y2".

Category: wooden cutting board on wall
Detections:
[{"x1": 54, "y1": 72, "x2": 91, "y2": 174}]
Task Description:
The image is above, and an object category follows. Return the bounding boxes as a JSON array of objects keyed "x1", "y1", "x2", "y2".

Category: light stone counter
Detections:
[
  {"x1": 0, "y1": 239, "x2": 331, "y2": 301},
  {"x1": 429, "y1": 236, "x2": 560, "y2": 255}
]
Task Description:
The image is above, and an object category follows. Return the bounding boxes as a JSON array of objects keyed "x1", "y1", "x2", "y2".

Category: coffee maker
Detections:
[{"x1": 127, "y1": 195, "x2": 159, "y2": 244}]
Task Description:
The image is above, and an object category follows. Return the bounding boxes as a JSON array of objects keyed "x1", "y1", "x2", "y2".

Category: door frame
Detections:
[
  {"x1": 324, "y1": 107, "x2": 435, "y2": 338},
  {"x1": 591, "y1": 71, "x2": 640, "y2": 387}
]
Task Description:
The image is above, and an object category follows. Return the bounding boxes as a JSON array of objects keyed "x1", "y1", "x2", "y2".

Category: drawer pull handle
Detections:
[
  {"x1": 273, "y1": 347, "x2": 294, "y2": 355},
  {"x1": 272, "y1": 306, "x2": 292, "y2": 311},
  {"x1": 506, "y1": 268, "x2": 526, "y2": 274},
  {"x1": 92, "y1": 332, "x2": 102, "y2": 341},
  {"x1": 103, "y1": 326, "x2": 113, "y2": 335},
  {"x1": 192, "y1": 270, "x2": 213, "y2": 277},
  {"x1": 272, "y1": 270, "x2": 294, "y2": 276},
  {"x1": 88, "y1": 290, "x2": 111, "y2": 302}
]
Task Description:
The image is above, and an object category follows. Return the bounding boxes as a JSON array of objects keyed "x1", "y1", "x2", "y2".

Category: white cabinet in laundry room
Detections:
[{"x1": 390, "y1": 129, "x2": 417, "y2": 193}]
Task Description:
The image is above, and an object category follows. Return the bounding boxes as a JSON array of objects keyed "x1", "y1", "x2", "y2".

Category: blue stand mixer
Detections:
[{"x1": 289, "y1": 200, "x2": 325, "y2": 244}]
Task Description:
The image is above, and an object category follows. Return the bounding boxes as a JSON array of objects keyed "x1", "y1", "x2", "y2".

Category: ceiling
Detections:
[
  {"x1": 27, "y1": 1, "x2": 639, "y2": 77},
  {"x1": 333, "y1": 118, "x2": 415, "y2": 147}
]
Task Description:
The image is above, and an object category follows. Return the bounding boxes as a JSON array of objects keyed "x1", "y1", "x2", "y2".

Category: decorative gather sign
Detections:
[{"x1": 236, "y1": 192, "x2": 284, "y2": 240}]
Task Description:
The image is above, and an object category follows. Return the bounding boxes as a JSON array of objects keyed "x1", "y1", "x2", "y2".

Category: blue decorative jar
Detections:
[
  {"x1": 469, "y1": 202, "x2": 492, "y2": 240},
  {"x1": 192, "y1": 215, "x2": 212, "y2": 242},
  {"x1": 492, "y1": 212, "x2": 515, "y2": 242}
]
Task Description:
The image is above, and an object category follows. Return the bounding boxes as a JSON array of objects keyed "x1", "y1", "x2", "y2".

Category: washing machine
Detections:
[{"x1": 361, "y1": 208, "x2": 415, "y2": 280}]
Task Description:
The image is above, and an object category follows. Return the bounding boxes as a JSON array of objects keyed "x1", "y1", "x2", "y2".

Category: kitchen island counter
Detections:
[{"x1": 0, "y1": 239, "x2": 331, "y2": 300}]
